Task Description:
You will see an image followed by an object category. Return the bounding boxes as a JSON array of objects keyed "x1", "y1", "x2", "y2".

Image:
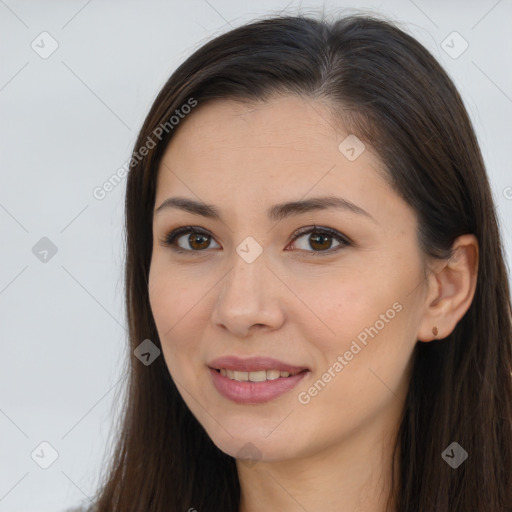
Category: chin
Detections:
[{"x1": 202, "y1": 421, "x2": 301, "y2": 463}]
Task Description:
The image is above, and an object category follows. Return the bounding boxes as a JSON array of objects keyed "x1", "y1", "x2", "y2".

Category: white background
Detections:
[{"x1": 1, "y1": 1, "x2": 511, "y2": 510}]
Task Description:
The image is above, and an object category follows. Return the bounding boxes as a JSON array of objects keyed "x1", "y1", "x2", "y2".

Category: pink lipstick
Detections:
[{"x1": 208, "y1": 356, "x2": 310, "y2": 404}]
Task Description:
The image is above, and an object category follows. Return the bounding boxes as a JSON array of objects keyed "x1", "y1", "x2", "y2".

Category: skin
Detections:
[{"x1": 148, "y1": 95, "x2": 478, "y2": 512}]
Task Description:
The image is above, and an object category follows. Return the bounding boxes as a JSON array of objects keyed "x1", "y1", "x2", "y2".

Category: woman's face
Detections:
[{"x1": 149, "y1": 95, "x2": 428, "y2": 463}]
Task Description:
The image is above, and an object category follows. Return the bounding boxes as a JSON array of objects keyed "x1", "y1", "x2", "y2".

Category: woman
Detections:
[{"x1": 75, "y1": 12, "x2": 512, "y2": 512}]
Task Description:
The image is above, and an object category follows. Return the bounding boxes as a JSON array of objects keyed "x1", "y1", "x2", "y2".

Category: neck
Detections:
[{"x1": 237, "y1": 411, "x2": 401, "y2": 512}]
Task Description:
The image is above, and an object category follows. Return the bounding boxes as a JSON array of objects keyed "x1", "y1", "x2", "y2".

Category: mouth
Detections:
[
  {"x1": 207, "y1": 355, "x2": 311, "y2": 404},
  {"x1": 208, "y1": 355, "x2": 309, "y2": 378},
  {"x1": 212, "y1": 367, "x2": 308, "y2": 382}
]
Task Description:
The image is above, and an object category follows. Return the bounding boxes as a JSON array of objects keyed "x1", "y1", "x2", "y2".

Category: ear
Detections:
[{"x1": 417, "y1": 234, "x2": 479, "y2": 342}]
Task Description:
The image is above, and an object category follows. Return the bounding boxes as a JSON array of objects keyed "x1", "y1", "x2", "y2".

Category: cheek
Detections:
[
  {"x1": 288, "y1": 270, "x2": 396, "y2": 354},
  {"x1": 148, "y1": 259, "x2": 207, "y2": 336},
  {"x1": 292, "y1": 271, "x2": 413, "y2": 400},
  {"x1": 294, "y1": 312, "x2": 413, "y2": 446},
  {"x1": 307, "y1": 254, "x2": 420, "y2": 348},
  {"x1": 305, "y1": 299, "x2": 414, "y2": 422},
  {"x1": 148, "y1": 263, "x2": 197, "y2": 371}
]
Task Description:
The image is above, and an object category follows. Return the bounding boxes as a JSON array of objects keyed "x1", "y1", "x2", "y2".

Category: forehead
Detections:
[
  {"x1": 166, "y1": 95, "x2": 341, "y2": 156},
  {"x1": 157, "y1": 95, "x2": 387, "y2": 192},
  {"x1": 153, "y1": 95, "x2": 419, "y2": 246},
  {"x1": 152, "y1": 94, "x2": 418, "y2": 240}
]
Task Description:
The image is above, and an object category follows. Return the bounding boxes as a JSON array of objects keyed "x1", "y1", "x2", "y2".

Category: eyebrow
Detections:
[{"x1": 154, "y1": 195, "x2": 376, "y2": 223}]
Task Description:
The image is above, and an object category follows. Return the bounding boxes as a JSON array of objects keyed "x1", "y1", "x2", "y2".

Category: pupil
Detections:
[
  {"x1": 190, "y1": 233, "x2": 209, "y2": 250},
  {"x1": 310, "y1": 234, "x2": 331, "y2": 250}
]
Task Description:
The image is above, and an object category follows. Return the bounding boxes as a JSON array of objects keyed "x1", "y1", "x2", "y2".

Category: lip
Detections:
[
  {"x1": 209, "y1": 367, "x2": 309, "y2": 404},
  {"x1": 208, "y1": 355, "x2": 309, "y2": 374}
]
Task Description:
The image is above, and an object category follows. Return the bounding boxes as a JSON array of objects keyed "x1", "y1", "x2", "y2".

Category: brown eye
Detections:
[
  {"x1": 288, "y1": 226, "x2": 351, "y2": 256},
  {"x1": 307, "y1": 232, "x2": 334, "y2": 251},
  {"x1": 163, "y1": 226, "x2": 220, "y2": 252},
  {"x1": 162, "y1": 225, "x2": 350, "y2": 257},
  {"x1": 186, "y1": 233, "x2": 211, "y2": 250}
]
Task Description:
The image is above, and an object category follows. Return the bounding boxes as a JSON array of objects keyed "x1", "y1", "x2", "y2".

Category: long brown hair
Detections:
[{"x1": 85, "y1": 13, "x2": 512, "y2": 511}]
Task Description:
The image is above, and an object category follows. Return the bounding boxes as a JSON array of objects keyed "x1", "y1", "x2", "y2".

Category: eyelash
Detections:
[{"x1": 160, "y1": 225, "x2": 352, "y2": 257}]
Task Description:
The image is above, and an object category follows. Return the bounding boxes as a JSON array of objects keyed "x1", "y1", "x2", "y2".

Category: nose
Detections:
[{"x1": 210, "y1": 250, "x2": 286, "y2": 338}]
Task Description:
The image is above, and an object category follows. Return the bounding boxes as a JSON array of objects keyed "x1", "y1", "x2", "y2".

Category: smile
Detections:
[
  {"x1": 217, "y1": 368, "x2": 301, "y2": 381},
  {"x1": 209, "y1": 367, "x2": 310, "y2": 404}
]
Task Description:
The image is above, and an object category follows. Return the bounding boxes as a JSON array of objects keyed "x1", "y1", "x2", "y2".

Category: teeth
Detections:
[
  {"x1": 218, "y1": 368, "x2": 297, "y2": 382},
  {"x1": 247, "y1": 370, "x2": 266, "y2": 382},
  {"x1": 266, "y1": 369, "x2": 281, "y2": 380},
  {"x1": 233, "y1": 371, "x2": 249, "y2": 381}
]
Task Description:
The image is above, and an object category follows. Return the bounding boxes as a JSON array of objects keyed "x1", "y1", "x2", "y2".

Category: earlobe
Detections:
[{"x1": 416, "y1": 234, "x2": 479, "y2": 343}]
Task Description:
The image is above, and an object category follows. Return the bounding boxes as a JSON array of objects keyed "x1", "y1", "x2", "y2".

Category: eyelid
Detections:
[
  {"x1": 288, "y1": 225, "x2": 352, "y2": 248},
  {"x1": 162, "y1": 225, "x2": 220, "y2": 254},
  {"x1": 161, "y1": 224, "x2": 352, "y2": 256}
]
